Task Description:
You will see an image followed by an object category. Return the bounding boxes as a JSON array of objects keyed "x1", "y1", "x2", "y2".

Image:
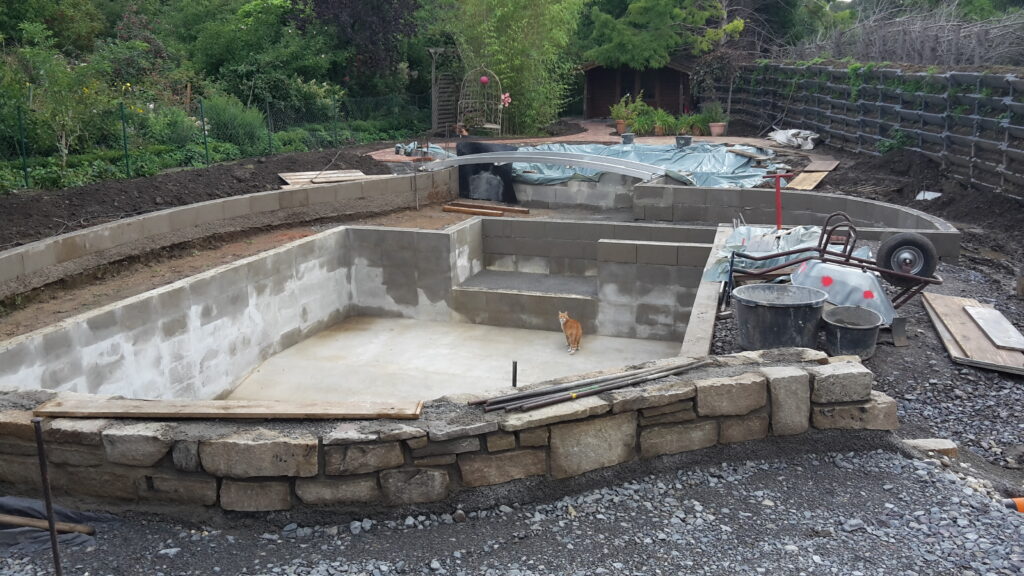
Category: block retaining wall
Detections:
[
  {"x1": 728, "y1": 64, "x2": 1024, "y2": 196},
  {"x1": 0, "y1": 349, "x2": 897, "y2": 513},
  {"x1": 0, "y1": 170, "x2": 458, "y2": 301}
]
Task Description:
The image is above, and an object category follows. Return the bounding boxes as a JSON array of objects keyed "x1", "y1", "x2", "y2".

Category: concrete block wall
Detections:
[
  {"x1": 596, "y1": 240, "x2": 711, "y2": 341},
  {"x1": 0, "y1": 220, "x2": 479, "y2": 400},
  {"x1": 0, "y1": 169, "x2": 458, "y2": 301},
  {"x1": 0, "y1": 350, "x2": 898, "y2": 513},
  {"x1": 512, "y1": 173, "x2": 637, "y2": 210},
  {"x1": 632, "y1": 182, "x2": 961, "y2": 260},
  {"x1": 481, "y1": 218, "x2": 717, "y2": 277},
  {"x1": 0, "y1": 228, "x2": 354, "y2": 400}
]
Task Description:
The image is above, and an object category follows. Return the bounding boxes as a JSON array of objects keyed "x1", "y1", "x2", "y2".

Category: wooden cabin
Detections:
[{"x1": 583, "y1": 56, "x2": 694, "y2": 118}]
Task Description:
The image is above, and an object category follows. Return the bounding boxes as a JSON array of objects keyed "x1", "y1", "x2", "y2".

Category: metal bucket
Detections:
[
  {"x1": 822, "y1": 306, "x2": 882, "y2": 360},
  {"x1": 732, "y1": 284, "x2": 828, "y2": 350}
]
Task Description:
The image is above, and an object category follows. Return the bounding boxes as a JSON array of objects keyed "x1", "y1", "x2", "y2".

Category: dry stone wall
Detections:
[{"x1": 0, "y1": 349, "x2": 897, "y2": 512}]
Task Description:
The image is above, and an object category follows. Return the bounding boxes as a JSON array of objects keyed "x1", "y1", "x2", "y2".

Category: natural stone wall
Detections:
[{"x1": 0, "y1": 349, "x2": 898, "y2": 513}]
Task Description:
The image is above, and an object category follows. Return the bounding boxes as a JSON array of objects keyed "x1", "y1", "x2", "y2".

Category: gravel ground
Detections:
[
  {"x1": 3, "y1": 448, "x2": 1022, "y2": 576},
  {"x1": 713, "y1": 253, "x2": 1024, "y2": 478}
]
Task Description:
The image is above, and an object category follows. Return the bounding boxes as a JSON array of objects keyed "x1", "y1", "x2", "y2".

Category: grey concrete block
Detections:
[
  {"x1": 511, "y1": 220, "x2": 547, "y2": 239},
  {"x1": 386, "y1": 175, "x2": 412, "y2": 195},
  {"x1": 0, "y1": 251, "x2": 25, "y2": 285},
  {"x1": 336, "y1": 181, "x2": 365, "y2": 202},
  {"x1": 482, "y1": 218, "x2": 509, "y2": 238},
  {"x1": 222, "y1": 196, "x2": 251, "y2": 219},
  {"x1": 611, "y1": 224, "x2": 651, "y2": 241},
  {"x1": 22, "y1": 241, "x2": 58, "y2": 275},
  {"x1": 577, "y1": 223, "x2": 615, "y2": 242},
  {"x1": 636, "y1": 242, "x2": 678, "y2": 266},
  {"x1": 677, "y1": 243, "x2": 712, "y2": 266},
  {"x1": 168, "y1": 206, "x2": 200, "y2": 230},
  {"x1": 546, "y1": 221, "x2": 583, "y2": 240},
  {"x1": 550, "y1": 240, "x2": 585, "y2": 259},
  {"x1": 141, "y1": 211, "x2": 172, "y2": 237},
  {"x1": 645, "y1": 205, "x2": 675, "y2": 222},
  {"x1": 307, "y1": 186, "x2": 336, "y2": 204},
  {"x1": 250, "y1": 192, "x2": 281, "y2": 213},
  {"x1": 597, "y1": 241, "x2": 636, "y2": 264}
]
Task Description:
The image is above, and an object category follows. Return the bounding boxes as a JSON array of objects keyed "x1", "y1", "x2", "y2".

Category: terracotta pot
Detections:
[
  {"x1": 709, "y1": 122, "x2": 727, "y2": 137},
  {"x1": 615, "y1": 119, "x2": 626, "y2": 134},
  {"x1": 654, "y1": 125, "x2": 665, "y2": 136}
]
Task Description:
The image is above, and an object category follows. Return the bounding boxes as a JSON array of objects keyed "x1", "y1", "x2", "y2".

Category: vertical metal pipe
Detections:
[
  {"x1": 198, "y1": 98, "x2": 210, "y2": 166},
  {"x1": 17, "y1": 105, "x2": 30, "y2": 188},
  {"x1": 32, "y1": 418, "x2": 63, "y2": 576},
  {"x1": 119, "y1": 102, "x2": 131, "y2": 178},
  {"x1": 265, "y1": 98, "x2": 273, "y2": 155},
  {"x1": 512, "y1": 361, "x2": 518, "y2": 388},
  {"x1": 332, "y1": 95, "x2": 339, "y2": 146}
]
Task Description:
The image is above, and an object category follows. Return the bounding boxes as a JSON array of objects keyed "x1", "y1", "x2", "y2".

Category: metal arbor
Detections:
[{"x1": 458, "y1": 67, "x2": 503, "y2": 136}]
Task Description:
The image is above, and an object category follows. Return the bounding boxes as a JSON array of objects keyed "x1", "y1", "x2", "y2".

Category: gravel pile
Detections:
[{"x1": 3, "y1": 450, "x2": 1022, "y2": 575}]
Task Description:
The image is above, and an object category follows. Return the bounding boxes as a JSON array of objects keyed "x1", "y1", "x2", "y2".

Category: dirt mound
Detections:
[
  {"x1": 544, "y1": 120, "x2": 586, "y2": 138},
  {"x1": 0, "y1": 149, "x2": 388, "y2": 248}
]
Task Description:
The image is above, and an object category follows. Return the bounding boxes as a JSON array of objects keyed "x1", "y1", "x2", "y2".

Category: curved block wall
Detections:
[{"x1": 0, "y1": 170, "x2": 457, "y2": 301}]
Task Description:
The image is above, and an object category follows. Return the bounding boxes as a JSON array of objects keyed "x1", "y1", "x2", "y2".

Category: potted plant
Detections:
[
  {"x1": 651, "y1": 109, "x2": 675, "y2": 136},
  {"x1": 609, "y1": 94, "x2": 632, "y2": 135},
  {"x1": 690, "y1": 112, "x2": 710, "y2": 136},
  {"x1": 703, "y1": 102, "x2": 729, "y2": 136},
  {"x1": 631, "y1": 106, "x2": 655, "y2": 136}
]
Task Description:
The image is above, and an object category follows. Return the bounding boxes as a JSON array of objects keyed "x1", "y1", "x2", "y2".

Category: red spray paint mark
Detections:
[
  {"x1": 821, "y1": 276, "x2": 834, "y2": 287},
  {"x1": 863, "y1": 290, "x2": 875, "y2": 300}
]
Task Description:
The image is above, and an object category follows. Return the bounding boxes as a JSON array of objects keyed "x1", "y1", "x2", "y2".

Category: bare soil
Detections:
[{"x1": 0, "y1": 148, "x2": 389, "y2": 249}]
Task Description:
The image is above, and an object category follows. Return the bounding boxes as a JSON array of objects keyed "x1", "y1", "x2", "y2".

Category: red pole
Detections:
[{"x1": 766, "y1": 173, "x2": 793, "y2": 230}]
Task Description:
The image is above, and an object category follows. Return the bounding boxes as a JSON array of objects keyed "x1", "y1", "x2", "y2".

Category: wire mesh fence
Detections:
[{"x1": 0, "y1": 91, "x2": 430, "y2": 192}]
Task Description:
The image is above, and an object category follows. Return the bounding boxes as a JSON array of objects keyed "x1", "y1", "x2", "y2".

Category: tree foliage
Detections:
[{"x1": 585, "y1": 0, "x2": 745, "y2": 69}]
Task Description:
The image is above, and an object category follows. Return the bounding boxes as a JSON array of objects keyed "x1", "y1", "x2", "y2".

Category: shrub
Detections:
[
  {"x1": 273, "y1": 127, "x2": 312, "y2": 153},
  {"x1": 147, "y1": 107, "x2": 197, "y2": 147},
  {"x1": 203, "y1": 94, "x2": 268, "y2": 156}
]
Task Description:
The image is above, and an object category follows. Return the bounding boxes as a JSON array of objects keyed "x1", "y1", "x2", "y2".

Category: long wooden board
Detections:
[
  {"x1": 33, "y1": 398, "x2": 423, "y2": 420},
  {"x1": 804, "y1": 160, "x2": 840, "y2": 172},
  {"x1": 448, "y1": 201, "x2": 530, "y2": 214},
  {"x1": 786, "y1": 171, "x2": 829, "y2": 190},
  {"x1": 964, "y1": 305, "x2": 1024, "y2": 351},
  {"x1": 921, "y1": 293, "x2": 1024, "y2": 375},
  {"x1": 0, "y1": 513, "x2": 95, "y2": 535},
  {"x1": 279, "y1": 170, "x2": 364, "y2": 185},
  {"x1": 727, "y1": 148, "x2": 769, "y2": 161},
  {"x1": 442, "y1": 205, "x2": 504, "y2": 217}
]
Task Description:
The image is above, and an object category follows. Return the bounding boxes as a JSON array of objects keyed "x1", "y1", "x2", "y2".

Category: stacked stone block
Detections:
[{"x1": 0, "y1": 350, "x2": 897, "y2": 512}]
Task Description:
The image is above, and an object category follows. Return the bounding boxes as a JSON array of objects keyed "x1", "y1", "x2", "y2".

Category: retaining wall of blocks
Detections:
[
  {"x1": 728, "y1": 63, "x2": 1024, "y2": 197},
  {"x1": 0, "y1": 170, "x2": 458, "y2": 301},
  {"x1": 0, "y1": 349, "x2": 898, "y2": 513}
]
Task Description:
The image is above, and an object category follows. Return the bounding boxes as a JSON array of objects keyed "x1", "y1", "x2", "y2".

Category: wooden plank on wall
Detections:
[
  {"x1": 786, "y1": 171, "x2": 829, "y2": 190},
  {"x1": 34, "y1": 398, "x2": 424, "y2": 420},
  {"x1": 804, "y1": 160, "x2": 840, "y2": 172}
]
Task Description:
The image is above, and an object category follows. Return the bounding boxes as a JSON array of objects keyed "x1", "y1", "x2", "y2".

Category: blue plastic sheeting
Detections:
[{"x1": 510, "y1": 142, "x2": 777, "y2": 188}]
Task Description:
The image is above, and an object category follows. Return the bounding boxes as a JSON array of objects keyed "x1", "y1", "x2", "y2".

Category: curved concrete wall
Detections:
[
  {"x1": 632, "y1": 182, "x2": 961, "y2": 260},
  {"x1": 0, "y1": 170, "x2": 457, "y2": 300}
]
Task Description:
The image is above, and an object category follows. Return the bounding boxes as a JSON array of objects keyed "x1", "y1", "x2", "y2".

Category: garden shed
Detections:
[{"x1": 583, "y1": 54, "x2": 694, "y2": 119}]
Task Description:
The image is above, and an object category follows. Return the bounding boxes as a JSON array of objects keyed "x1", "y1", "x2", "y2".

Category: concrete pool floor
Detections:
[{"x1": 227, "y1": 317, "x2": 682, "y2": 403}]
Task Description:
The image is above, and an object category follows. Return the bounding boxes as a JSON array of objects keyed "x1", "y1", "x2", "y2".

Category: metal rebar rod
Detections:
[
  {"x1": 474, "y1": 361, "x2": 691, "y2": 408},
  {"x1": 495, "y1": 361, "x2": 709, "y2": 413},
  {"x1": 32, "y1": 417, "x2": 63, "y2": 576},
  {"x1": 517, "y1": 360, "x2": 711, "y2": 412}
]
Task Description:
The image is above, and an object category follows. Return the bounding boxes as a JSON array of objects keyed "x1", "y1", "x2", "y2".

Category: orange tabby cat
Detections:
[{"x1": 558, "y1": 311, "x2": 582, "y2": 355}]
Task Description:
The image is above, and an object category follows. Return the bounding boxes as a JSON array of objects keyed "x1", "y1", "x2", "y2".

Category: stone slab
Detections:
[
  {"x1": 0, "y1": 410, "x2": 36, "y2": 441},
  {"x1": 486, "y1": 432, "x2": 516, "y2": 453},
  {"x1": 325, "y1": 442, "x2": 405, "y2": 475},
  {"x1": 324, "y1": 423, "x2": 378, "y2": 446},
  {"x1": 458, "y1": 450, "x2": 547, "y2": 487},
  {"x1": 549, "y1": 412, "x2": 637, "y2": 479},
  {"x1": 762, "y1": 366, "x2": 811, "y2": 436},
  {"x1": 411, "y1": 437, "x2": 481, "y2": 458},
  {"x1": 695, "y1": 373, "x2": 767, "y2": 417},
  {"x1": 102, "y1": 423, "x2": 173, "y2": 467},
  {"x1": 295, "y1": 477, "x2": 382, "y2": 505},
  {"x1": 518, "y1": 428, "x2": 549, "y2": 447},
  {"x1": 147, "y1": 474, "x2": 218, "y2": 505},
  {"x1": 428, "y1": 421, "x2": 499, "y2": 442},
  {"x1": 608, "y1": 379, "x2": 697, "y2": 413},
  {"x1": 46, "y1": 419, "x2": 111, "y2": 445},
  {"x1": 640, "y1": 420, "x2": 718, "y2": 459},
  {"x1": 812, "y1": 391, "x2": 898, "y2": 430},
  {"x1": 808, "y1": 362, "x2": 874, "y2": 403},
  {"x1": 199, "y1": 430, "x2": 318, "y2": 478},
  {"x1": 500, "y1": 397, "x2": 610, "y2": 432},
  {"x1": 903, "y1": 438, "x2": 958, "y2": 459},
  {"x1": 720, "y1": 412, "x2": 770, "y2": 444},
  {"x1": 380, "y1": 468, "x2": 449, "y2": 504},
  {"x1": 220, "y1": 480, "x2": 292, "y2": 512}
]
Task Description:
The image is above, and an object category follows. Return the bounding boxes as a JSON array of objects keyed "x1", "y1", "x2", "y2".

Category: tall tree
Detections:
[{"x1": 585, "y1": 0, "x2": 745, "y2": 69}]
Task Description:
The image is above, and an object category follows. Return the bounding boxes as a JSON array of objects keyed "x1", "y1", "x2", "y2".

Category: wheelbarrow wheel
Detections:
[{"x1": 876, "y1": 232, "x2": 938, "y2": 287}]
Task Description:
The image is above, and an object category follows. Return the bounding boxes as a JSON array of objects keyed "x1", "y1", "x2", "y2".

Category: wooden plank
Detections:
[
  {"x1": 448, "y1": 201, "x2": 530, "y2": 214},
  {"x1": 33, "y1": 398, "x2": 423, "y2": 420},
  {"x1": 442, "y1": 205, "x2": 505, "y2": 217},
  {"x1": 786, "y1": 171, "x2": 829, "y2": 190},
  {"x1": 279, "y1": 170, "x2": 363, "y2": 185},
  {"x1": 804, "y1": 160, "x2": 840, "y2": 172},
  {"x1": 0, "y1": 513, "x2": 95, "y2": 535},
  {"x1": 922, "y1": 293, "x2": 1024, "y2": 375},
  {"x1": 727, "y1": 148, "x2": 769, "y2": 161},
  {"x1": 310, "y1": 174, "x2": 390, "y2": 184},
  {"x1": 964, "y1": 305, "x2": 1024, "y2": 351}
]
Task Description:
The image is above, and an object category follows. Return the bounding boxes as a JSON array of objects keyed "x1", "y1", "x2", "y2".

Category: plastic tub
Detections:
[
  {"x1": 822, "y1": 306, "x2": 883, "y2": 360},
  {"x1": 732, "y1": 284, "x2": 828, "y2": 350}
]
